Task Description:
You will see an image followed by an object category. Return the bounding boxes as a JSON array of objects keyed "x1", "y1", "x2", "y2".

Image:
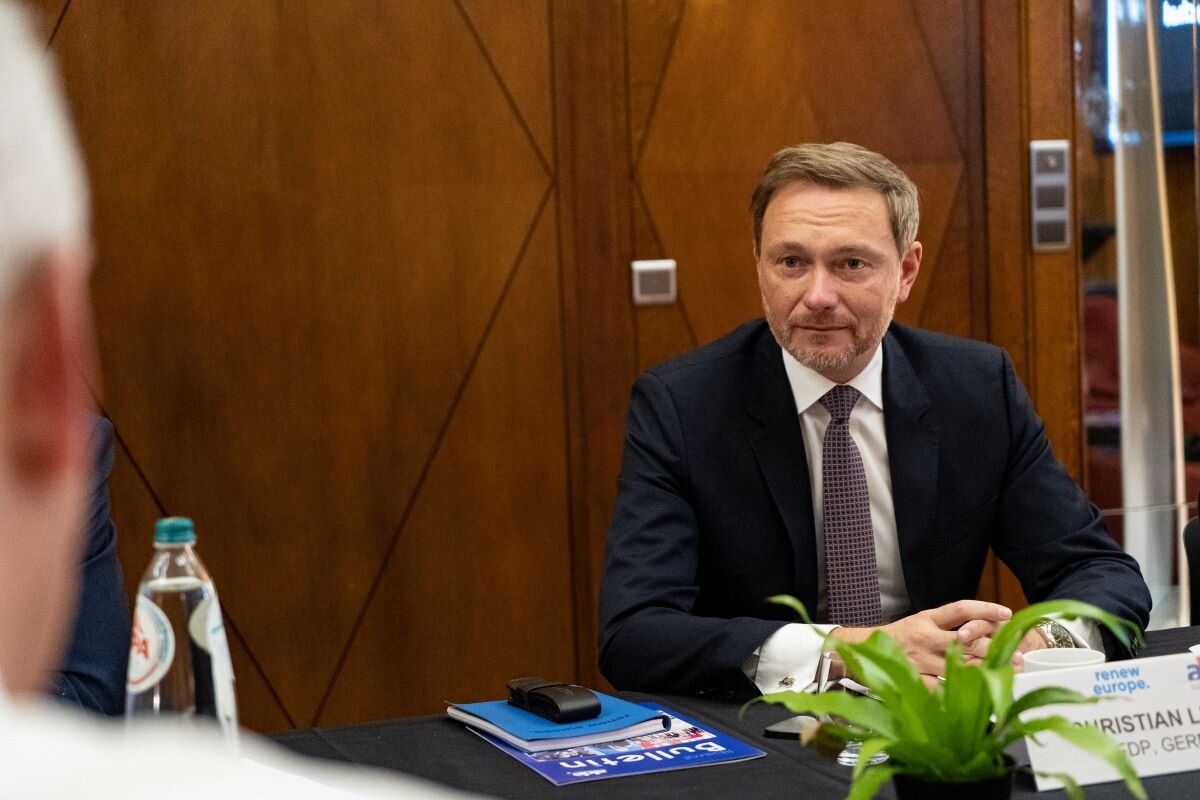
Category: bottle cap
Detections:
[{"x1": 154, "y1": 517, "x2": 196, "y2": 544}]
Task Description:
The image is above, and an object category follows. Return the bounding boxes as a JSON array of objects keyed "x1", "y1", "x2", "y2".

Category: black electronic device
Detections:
[
  {"x1": 763, "y1": 714, "x2": 819, "y2": 739},
  {"x1": 506, "y1": 677, "x2": 601, "y2": 724}
]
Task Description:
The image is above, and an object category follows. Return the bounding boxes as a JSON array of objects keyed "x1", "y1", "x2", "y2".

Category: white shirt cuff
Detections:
[
  {"x1": 1055, "y1": 616, "x2": 1103, "y2": 651},
  {"x1": 743, "y1": 622, "x2": 836, "y2": 694}
]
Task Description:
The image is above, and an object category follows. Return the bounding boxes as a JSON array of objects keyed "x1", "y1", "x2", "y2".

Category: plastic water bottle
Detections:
[{"x1": 125, "y1": 517, "x2": 238, "y2": 742}]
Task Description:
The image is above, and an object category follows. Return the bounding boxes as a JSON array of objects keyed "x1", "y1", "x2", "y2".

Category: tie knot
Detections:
[{"x1": 820, "y1": 385, "x2": 861, "y2": 423}]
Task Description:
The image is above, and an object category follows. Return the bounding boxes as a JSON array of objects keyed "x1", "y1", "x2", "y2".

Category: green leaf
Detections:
[
  {"x1": 827, "y1": 633, "x2": 937, "y2": 743},
  {"x1": 985, "y1": 600, "x2": 1141, "y2": 670},
  {"x1": 762, "y1": 594, "x2": 1146, "y2": 799},
  {"x1": 767, "y1": 594, "x2": 814, "y2": 624},
  {"x1": 757, "y1": 689, "x2": 896, "y2": 739},
  {"x1": 1030, "y1": 769, "x2": 1084, "y2": 800},
  {"x1": 938, "y1": 645, "x2": 997, "y2": 761},
  {"x1": 999, "y1": 714, "x2": 1075, "y2": 748},
  {"x1": 851, "y1": 737, "x2": 891, "y2": 781},
  {"x1": 845, "y1": 764, "x2": 900, "y2": 800},
  {"x1": 1008, "y1": 715, "x2": 1145, "y2": 799},
  {"x1": 999, "y1": 685, "x2": 1100, "y2": 728},
  {"x1": 979, "y1": 662, "x2": 1014, "y2": 724},
  {"x1": 1048, "y1": 719, "x2": 1147, "y2": 800}
]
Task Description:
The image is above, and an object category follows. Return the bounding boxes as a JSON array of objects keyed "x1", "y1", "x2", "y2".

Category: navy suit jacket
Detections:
[
  {"x1": 598, "y1": 320, "x2": 1151, "y2": 697},
  {"x1": 53, "y1": 416, "x2": 130, "y2": 715}
]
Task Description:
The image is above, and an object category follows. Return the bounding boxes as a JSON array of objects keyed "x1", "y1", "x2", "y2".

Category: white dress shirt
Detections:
[
  {"x1": 745, "y1": 341, "x2": 1100, "y2": 693},
  {"x1": 0, "y1": 682, "x2": 480, "y2": 799}
]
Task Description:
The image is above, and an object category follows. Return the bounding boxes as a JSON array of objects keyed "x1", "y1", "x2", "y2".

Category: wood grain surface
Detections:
[{"x1": 37, "y1": 0, "x2": 1095, "y2": 729}]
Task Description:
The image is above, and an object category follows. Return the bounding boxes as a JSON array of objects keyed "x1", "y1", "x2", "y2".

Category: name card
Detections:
[{"x1": 1014, "y1": 652, "x2": 1200, "y2": 791}]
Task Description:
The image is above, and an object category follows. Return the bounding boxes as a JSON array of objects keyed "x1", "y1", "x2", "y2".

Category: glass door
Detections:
[{"x1": 1077, "y1": 0, "x2": 1197, "y2": 627}]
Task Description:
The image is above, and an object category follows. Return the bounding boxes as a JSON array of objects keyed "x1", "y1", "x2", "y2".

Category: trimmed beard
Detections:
[{"x1": 763, "y1": 300, "x2": 896, "y2": 378}]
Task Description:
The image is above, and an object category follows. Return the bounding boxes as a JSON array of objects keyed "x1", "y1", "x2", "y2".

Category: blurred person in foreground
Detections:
[
  {"x1": 0, "y1": 4, "x2": 476, "y2": 796},
  {"x1": 598, "y1": 141, "x2": 1151, "y2": 697}
]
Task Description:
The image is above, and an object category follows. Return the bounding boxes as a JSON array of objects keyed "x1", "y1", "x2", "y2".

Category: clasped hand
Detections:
[{"x1": 828, "y1": 600, "x2": 1049, "y2": 687}]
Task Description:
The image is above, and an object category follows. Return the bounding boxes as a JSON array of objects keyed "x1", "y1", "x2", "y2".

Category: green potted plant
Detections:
[{"x1": 753, "y1": 598, "x2": 1146, "y2": 800}]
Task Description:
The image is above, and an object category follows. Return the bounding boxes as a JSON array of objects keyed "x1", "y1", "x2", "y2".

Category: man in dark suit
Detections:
[
  {"x1": 52, "y1": 416, "x2": 130, "y2": 715},
  {"x1": 598, "y1": 142, "x2": 1151, "y2": 698}
]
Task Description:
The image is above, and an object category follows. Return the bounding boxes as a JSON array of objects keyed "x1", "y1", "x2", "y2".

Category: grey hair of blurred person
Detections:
[{"x1": 0, "y1": 0, "x2": 89, "y2": 302}]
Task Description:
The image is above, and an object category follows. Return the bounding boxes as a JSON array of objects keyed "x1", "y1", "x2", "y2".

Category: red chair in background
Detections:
[{"x1": 1084, "y1": 288, "x2": 1200, "y2": 545}]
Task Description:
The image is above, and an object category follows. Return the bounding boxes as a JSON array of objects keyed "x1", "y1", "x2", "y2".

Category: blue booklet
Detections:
[
  {"x1": 448, "y1": 692, "x2": 669, "y2": 752},
  {"x1": 469, "y1": 704, "x2": 766, "y2": 785}
]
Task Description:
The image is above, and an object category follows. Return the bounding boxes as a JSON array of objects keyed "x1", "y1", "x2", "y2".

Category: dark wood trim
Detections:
[
  {"x1": 964, "y1": 1, "x2": 990, "y2": 345},
  {"x1": 979, "y1": 0, "x2": 1087, "y2": 609},
  {"x1": 983, "y1": 0, "x2": 1032, "y2": 382},
  {"x1": 551, "y1": 0, "x2": 635, "y2": 691},
  {"x1": 979, "y1": 0, "x2": 1029, "y2": 607},
  {"x1": 1026, "y1": 0, "x2": 1086, "y2": 482}
]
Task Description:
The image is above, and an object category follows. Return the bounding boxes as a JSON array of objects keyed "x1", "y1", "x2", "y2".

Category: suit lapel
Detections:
[
  {"x1": 744, "y1": 332, "x2": 819, "y2": 606},
  {"x1": 881, "y1": 331, "x2": 939, "y2": 605}
]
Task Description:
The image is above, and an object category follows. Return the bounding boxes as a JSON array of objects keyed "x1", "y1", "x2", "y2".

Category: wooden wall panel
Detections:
[
  {"x1": 41, "y1": 0, "x2": 1089, "y2": 728},
  {"x1": 551, "y1": 0, "x2": 634, "y2": 693},
  {"x1": 627, "y1": 0, "x2": 685, "y2": 161},
  {"x1": 980, "y1": 0, "x2": 1090, "y2": 608},
  {"x1": 318, "y1": 201, "x2": 572, "y2": 725},
  {"x1": 983, "y1": 3, "x2": 1032, "y2": 383},
  {"x1": 53, "y1": 0, "x2": 561, "y2": 730},
  {"x1": 1027, "y1": 1, "x2": 1085, "y2": 481},
  {"x1": 627, "y1": 3, "x2": 696, "y2": 374},
  {"x1": 24, "y1": 0, "x2": 63, "y2": 38},
  {"x1": 459, "y1": 0, "x2": 554, "y2": 166},
  {"x1": 632, "y1": 0, "x2": 979, "y2": 352}
]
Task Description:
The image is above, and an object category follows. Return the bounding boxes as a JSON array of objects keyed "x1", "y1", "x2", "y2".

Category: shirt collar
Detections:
[{"x1": 780, "y1": 341, "x2": 885, "y2": 415}]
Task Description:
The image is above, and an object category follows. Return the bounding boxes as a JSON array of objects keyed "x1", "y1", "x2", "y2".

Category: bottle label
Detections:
[
  {"x1": 191, "y1": 594, "x2": 239, "y2": 737},
  {"x1": 187, "y1": 596, "x2": 215, "y2": 652},
  {"x1": 126, "y1": 595, "x2": 175, "y2": 694}
]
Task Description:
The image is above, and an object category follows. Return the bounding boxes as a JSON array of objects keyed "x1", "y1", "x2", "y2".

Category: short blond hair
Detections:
[
  {"x1": 749, "y1": 142, "x2": 918, "y2": 255},
  {"x1": 0, "y1": 1, "x2": 88, "y2": 303}
]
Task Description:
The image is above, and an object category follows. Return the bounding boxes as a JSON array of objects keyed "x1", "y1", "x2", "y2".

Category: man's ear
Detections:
[
  {"x1": 895, "y1": 241, "x2": 923, "y2": 304},
  {"x1": 2, "y1": 247, "x2": 94, "y2": 487}
]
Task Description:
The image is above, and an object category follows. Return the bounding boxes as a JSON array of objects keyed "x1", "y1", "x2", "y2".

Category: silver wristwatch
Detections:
[{"x1": 1034, "y1": 618, "x2": 1075, "y2": 648}]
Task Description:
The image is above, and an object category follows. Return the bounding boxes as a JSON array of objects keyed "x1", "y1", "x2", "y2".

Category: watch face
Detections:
[{"x1": 1041, "y1": 621, "x2": 1073, "y2": 648}]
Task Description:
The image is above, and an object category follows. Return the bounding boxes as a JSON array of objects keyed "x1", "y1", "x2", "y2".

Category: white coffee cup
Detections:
[
  {"x1": 1189, "y1": 644, "x2": 1200, "y2": 656},
  {"x1": 1022, "y1": 647, "x2": 1106, "y2": 672}
]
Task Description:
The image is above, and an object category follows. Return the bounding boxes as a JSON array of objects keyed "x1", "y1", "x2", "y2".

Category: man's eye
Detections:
[
  {"x1": 782, "y1": 256, "x2": 799, "y2": 268},
  {"x1": 845, "y1": 258, "x2": 865, "y2": 270}
]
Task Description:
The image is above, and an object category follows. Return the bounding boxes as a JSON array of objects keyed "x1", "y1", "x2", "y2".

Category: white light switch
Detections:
[{"x1": 632, "y1": 259, "x2": 677, "y2": 305}]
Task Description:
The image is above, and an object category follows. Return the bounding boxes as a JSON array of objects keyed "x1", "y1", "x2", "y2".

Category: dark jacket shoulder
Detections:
[
  {"x1": 646, "y1": 319, "x2": 770, "y2": 378},
  {"x1": 884, "y1": 321, "x2": 1013, "y2": 398},
  {"x1": 885, "y1": 321, "x2": 1004, "y2": 366}
]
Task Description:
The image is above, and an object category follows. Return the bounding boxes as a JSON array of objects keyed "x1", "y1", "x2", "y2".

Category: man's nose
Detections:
[{"x1": 802, "y1": 265, "x2": 838, "y2": 310}]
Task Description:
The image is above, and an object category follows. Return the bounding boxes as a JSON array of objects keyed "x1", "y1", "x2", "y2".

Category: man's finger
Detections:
[
  {"x1": 960, "y1": 635, "x2": 992, "y2": 660},
  {"x1": 957, "y1": 619, "x2": 1002, "y2": 643},
  {"x1": 929, "y1": 600, "x2": 1012, "y2": 630}
]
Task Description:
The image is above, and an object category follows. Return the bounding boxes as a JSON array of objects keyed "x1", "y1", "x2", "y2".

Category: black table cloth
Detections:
[{"x1": 274, "y1": 625, "x2": 1200, "y2": 799}]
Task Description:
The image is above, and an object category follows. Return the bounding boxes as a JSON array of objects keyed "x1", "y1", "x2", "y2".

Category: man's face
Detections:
[{"x1": 755, "y1": 181, "x2": 921, "y2": 383}]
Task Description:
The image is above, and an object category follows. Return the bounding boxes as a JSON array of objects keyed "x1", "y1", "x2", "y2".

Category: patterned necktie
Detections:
[{"x1": 819, "y1": 385, "x2": 882, "y2": 627}]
